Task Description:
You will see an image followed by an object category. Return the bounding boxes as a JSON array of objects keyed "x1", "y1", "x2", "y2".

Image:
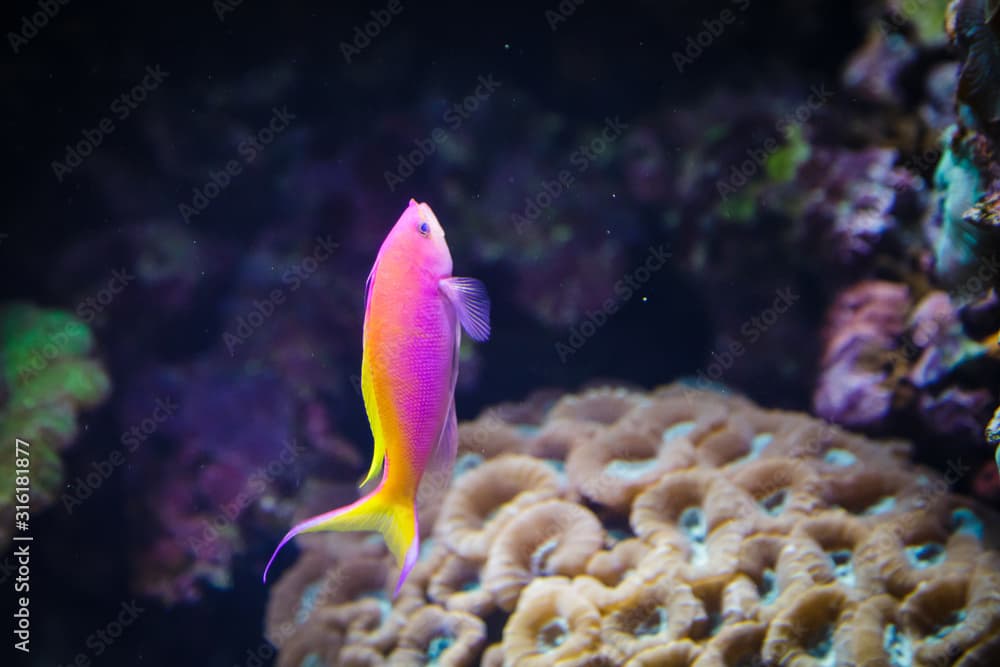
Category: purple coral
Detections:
[
  {"x1": 814, "y1": 280, "x2": 911, "y2": 427},
  {"x1": 122, "y1": 359, "x2": 301, "y2": 603},
  {"x1": 794, "y1": 147, "x2": 925, "y2": 264}
]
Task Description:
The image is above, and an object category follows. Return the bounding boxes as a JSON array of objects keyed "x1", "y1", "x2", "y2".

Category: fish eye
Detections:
[{"x1": 417, "y1": 221, "x2": 431, "y2": 236}]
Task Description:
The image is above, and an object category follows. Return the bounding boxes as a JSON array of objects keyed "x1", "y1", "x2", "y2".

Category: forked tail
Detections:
[{"x1": 262, "y1": 484, "x2": 419, "y2": 596}]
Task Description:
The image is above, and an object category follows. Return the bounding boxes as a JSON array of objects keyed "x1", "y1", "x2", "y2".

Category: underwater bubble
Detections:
[
  {"x1": 823, "y1": 448, "x2": 857, "y2": 466},
  {"x1": 904, "y1": 542, "x2": 946, "y2": 568}
]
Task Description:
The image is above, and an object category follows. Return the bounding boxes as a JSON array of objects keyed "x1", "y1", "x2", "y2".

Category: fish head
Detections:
[{"x1": 393, "y1": 198, "x2": 453, "y2": 277}]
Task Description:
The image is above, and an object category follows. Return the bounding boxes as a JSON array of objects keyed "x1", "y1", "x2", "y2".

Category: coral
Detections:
[
  {"x1": 121, "y1": 357, "x2": 304, "y2": 603},
  {"x1": 949, "y1": 0, "x2": 1000, "y2": 133},
  {"x1": 814, "y1": 280, "x2": 997, "y2": 444},
  {"x1": 813, "y1": 280, "x2": 912, "y2": 428},
  {"x1": 0, "y1": 303, "x2": 111, "y2": 548},
  {"x1": 265, "y1": 385, "x2": 1000, "y2": 666},
  {"x1": 929, "y1": 125, "x2": 998, "y2": 287},
  {"x1": 790, "y1": 146, "x2": 925, "y2": 264}
]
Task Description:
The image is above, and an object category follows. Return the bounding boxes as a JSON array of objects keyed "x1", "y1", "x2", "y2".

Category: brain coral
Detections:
[{"x1": 265, "y1": 385, "x2": 1000, "y2": 667}]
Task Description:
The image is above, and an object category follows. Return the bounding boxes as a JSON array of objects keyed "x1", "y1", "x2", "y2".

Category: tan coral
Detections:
[
  {"x1": 387, "y1": 605, "x2": 486, "y2": 666},
  {"x1": 267, "y1": 384, "x2": 1000, "y2": 667},
  {"x1": 586, "y1": 538, "x2": 652, "y2": 588},
  {"x1": 690, "y1": 621, "x2": 767, "y2": 667},
  {"x1": 435, "y1": 454, "x2": 564, "y2": 561},
  {"x1": 527, "y1": 415, "x2": 603, "y2": 460},
  {"x1": 762, "y1": 584, "x2": 849, "y2": 666},
  {"x1": 484, "y1": 499, "x2": 605, "y2": 611},
  {"x1": 567, "y1": 419, "x2": 697, "y2": 512},
  {"x1": 624, "y1": 639, "x2": 701, "y2": 666},
  {"x1": 457, "y1": 416, "x2": 527, "y2": 459},
  {"x1": 547, "y1": 386, "x2": 648, "y2": 425},
  {"x1": 598, "y1": 575, "x2": 713, "y2": 662},
  {"x1": 427, "y1": 551, "x2": 495, "y2": 617},
  {"x1": 502, "y1": 576, "x2": 602, "y2": 666}
]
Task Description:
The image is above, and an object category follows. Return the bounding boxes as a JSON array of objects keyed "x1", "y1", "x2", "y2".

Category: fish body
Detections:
[{"x1": 264, "y1": 199, "x2": 489, "y2": 594}]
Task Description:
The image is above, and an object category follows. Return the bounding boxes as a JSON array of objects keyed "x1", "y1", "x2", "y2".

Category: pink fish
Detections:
[{"x1": 264, "y1": 199, "x2": 489, "y2": 594}]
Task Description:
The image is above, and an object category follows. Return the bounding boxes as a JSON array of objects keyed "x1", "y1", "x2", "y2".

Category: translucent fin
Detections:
[
  {"x1": 439, "y1": 277, "x2": 491, "y2": 342},
  {"x1": 359, "y1": 355, "x2": 386, "y2": 488},
  {"x1": 428, "y1": 399, "x2": 458, "y2": 482},
  {"x1": 263, "y1": 483, "x2": 419, "y2": 597}
]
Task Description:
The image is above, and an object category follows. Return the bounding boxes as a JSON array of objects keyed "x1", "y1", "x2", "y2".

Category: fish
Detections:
[{"x1": 263, "y1": 199, "x2": 490, "y2": 595}]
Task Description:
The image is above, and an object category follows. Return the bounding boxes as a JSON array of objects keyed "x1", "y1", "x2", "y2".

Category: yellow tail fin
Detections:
[{"x1": 263, "y1": 484, "x2": 419, "y2": 596}]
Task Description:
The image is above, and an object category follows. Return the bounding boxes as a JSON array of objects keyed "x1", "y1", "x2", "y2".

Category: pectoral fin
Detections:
[{"x1": 439, "y1": 277, "x2": 491, "y2": 342}]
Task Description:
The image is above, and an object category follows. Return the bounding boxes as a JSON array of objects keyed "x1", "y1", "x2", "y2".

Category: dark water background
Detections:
[{"x1": 2, "y1": 2, "x2": 903, "y2": 666}]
